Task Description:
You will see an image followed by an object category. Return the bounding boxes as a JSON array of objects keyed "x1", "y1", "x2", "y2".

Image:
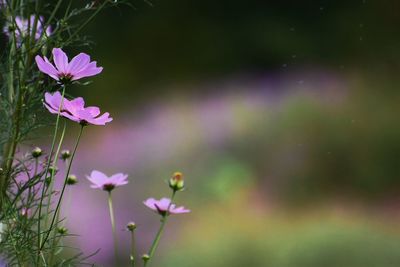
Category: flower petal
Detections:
[
  {"x1": 35, "y1": 56, "x2": 59, "y2": 80},
  {"x1": 67, "y1": 53, "x2": 91, "y2": 74},
  {"x1": 52, "y1": 48, "x2": 69, "y2": 73},
  {"x1": 72, "y1": 62, "x2": 103, "y2": 80}
]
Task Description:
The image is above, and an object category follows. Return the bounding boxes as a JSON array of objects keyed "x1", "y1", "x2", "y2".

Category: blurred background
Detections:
[{"x1": 34, "y1": 0, "x2": 400, "y2": 266}]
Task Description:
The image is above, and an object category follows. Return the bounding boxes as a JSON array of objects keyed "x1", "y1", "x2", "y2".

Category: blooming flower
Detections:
[
  {"x1": 3, "y1": 15, "x2": 51, "y2": 41},
  {"x1": 144, "y1": 198, "x2": 190, "y2": 215},
  {"x1": 86, "y1": 170, "x2": 128, "y2": 192},
  {"x1": 44, "y1": 91, "x2": 112, "y2": 126},
  {"x1": 35, "y1": 48, "x2": 103, "y2": 83}
]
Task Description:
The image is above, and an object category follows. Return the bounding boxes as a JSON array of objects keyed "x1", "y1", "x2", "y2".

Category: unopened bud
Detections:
[
  {"x1": 66, "y1": 174, "x2": 78, "y2": 185},
  {"x1": 142, "y1": 254, "x2": 150, "y2": 262},
  {"x1": 31, "y1": 147, "x2": 42, "y2": 158},
  {"x1": 57, "y1": 227, "x2": 68, "y2": 235},
  {"x1": 169, "y1": 171, "x2": 185, "y2": 191},
  {"x1": 126, "y1": 222, "x2": 136, "y2": 231},
  {"x1": 21, "y1": 208, "x2": 30, "y2": 217},
  {"x1": 48, "y1": 166, "x2": 58, "y2": 175},
  {"x1": 60, "y1": 150, "x2": 71, "y2": 161}
]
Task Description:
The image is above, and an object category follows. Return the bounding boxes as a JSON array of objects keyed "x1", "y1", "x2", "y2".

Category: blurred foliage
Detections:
[
  {"x1": 80, "y1": 0, "x2": 400, "y2": 105},
  {"x1": 161, "y1": 193, "x2": 400, "y2": 267}
]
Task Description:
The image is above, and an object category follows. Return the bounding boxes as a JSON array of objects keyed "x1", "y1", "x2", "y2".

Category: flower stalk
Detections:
[
  {"x1": 144, "y1": 191, "x2": 176, "y2": 267},
  {"x1": 40, "y1": 124, "x2": 84, "y2": 251},
  {"x1": 37, "y1": 85, "x2": 66, "y2": 256},
  {"x1": 108, "y1": 191, "x2": 119, "y2": 266}
]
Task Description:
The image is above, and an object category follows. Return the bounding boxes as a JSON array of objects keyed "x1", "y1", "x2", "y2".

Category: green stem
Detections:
[
  {"x1": 37, "y1": 85, "x2": 66, "y2": 259},
  {"x1": 144, "y1": 191, "x2": 176, "y2": 267},
  {"x1": 64, "y1": 0, "x2": 108, "y2": 45},
  {"x1": 108, "y1": 191, "x2": 119, "y2": 265},
  {"x1": 40, "y1": 125, "x2": 84, "y2": 251},
  {"x1": 44, "y1": 121, "x2": 67, "y2": 227},
  {"x1": 130, "y1": 229, "x2": 136, "y2": 267}
]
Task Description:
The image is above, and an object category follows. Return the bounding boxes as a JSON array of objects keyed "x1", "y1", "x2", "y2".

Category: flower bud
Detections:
[
  {"x1": 48, "y1": 166, "x2": 58, "y2": 175},
  {"x1": 142, "y1": 254, "x2": 150, "y2": 262},
  {"x1": 57, "y1": 227, "x2": 68, "y2": 235},
  {"x1": 31, "y1": 147, "x2": 42, "y2": 158},
  {"x1": 21, "y1": 208, "x2": 30, "y2": 217},
  {"x1": 66, "y1": 174, "x2": 78, "y2": 185},
  {"x1": 126, "y1": 222, "x2": 136, "y2": 231},
  {"x1": 169, "y1": 171, "x2": 185, "y2": 191},
  {"x1": 60, "y1": 150, "x2": 71, "y2": 161}
]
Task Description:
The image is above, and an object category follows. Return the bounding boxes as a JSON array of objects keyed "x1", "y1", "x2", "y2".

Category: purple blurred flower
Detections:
[
  {"x1": 144, "y1": 198, "x2": 190, "y2": 215},
  {"x1": 3, "y1": 15, "x2": 51, "y2": 41},
  {"x1": 35, "y1": 48, "x2": 103, "y2": 83},
  {"x1": 86, "y1": 170, "x2": 128, "y2": 192},
  {"x1": 44, "y1": 91, "x2": 112, "y2": 126},
  {"x1": 21, "y1": 208, "x2": 31, "y2": 217}
]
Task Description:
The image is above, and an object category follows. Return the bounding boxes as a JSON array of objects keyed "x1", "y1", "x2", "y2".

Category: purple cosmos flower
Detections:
[
  {"x1": 35, "y1": 48, "x2": 103, "y2": 83},
  {"x1": 3, "y1": 15, "x2": 51, "y2": 41},
  {"x1": 44, "y1": 91, "x2": 112, "y2": 126},
  {"x1": 144, "y1": 198, "x2": 190, "y2": 215},
  {"x1": 86, "y1": 170, "x2": 128, "y2": 192}
]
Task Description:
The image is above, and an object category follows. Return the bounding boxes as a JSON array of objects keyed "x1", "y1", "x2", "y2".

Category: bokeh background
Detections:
[{"x1": 34, "y1": 1, "x2": 400, "y2": 266}]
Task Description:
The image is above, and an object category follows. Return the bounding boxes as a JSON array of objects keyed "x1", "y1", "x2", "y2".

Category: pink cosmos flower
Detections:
[
  {"x1": 86, "y1": 170, "x2": 128, "y2": 192},
  {"x1": 44, "y1": 91, "x2": 112, "y2": 126},
  {"x1": 144, "y1": 198, "x2": 190, "y2": 215},
  {"x1": 3, "y1": 15, "x2": 51, "y2": 41},
  {"x1": 35, "y1": 48, "x2": 103, "y2": 83}
]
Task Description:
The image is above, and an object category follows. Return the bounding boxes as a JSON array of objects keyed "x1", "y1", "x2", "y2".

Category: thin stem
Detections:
[
  {"x1": 40, "y1": 251, "x2": 48, "y2": 267},
  {"x1": 36, "y1": 85, "x2": 65, "y2": 265},
  {"x1": 44, "y1": 120, "x2": 67, "y2": 227},
  {"x1": 40, "y1": 125, "x2": 84, "y2": 251},
  {"x1": 144, "y1": 191, "x2": 176, "y2": 267},
  {"x1": 108, "y1": 191, "x2": 119, "y2": 266},
  {"x1": 37, "y1": 85, "x2": 66, "y2": 261},
  {"x1": 130, "y1": 229, "x2": 136, "y2": 267},
  {"x1": 65, "y1": 0, "x2": 108, "y2": 45}
]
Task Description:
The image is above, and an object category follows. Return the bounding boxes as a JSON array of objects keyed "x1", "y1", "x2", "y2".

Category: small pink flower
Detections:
[
  {"x1": 35, "y1": 48, "x2": 103, "y2": 83},
  {"x1": 144, "y1": 198, "x2": 190, "y2": 215},
  {"x1": 86, "y1": 170, "x2": 128, "y2": 192},
  {"x1": 44, "y1": 91, "x2": 112, "y2": 126}
]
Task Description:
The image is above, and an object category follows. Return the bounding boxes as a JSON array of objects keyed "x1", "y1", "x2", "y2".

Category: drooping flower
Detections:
[
  {"x1": 86, "y1": 170, "x2": 128, "y2": 192},
  {"x1": 144, "y1": 198, "x2": 190, "y2": 215},
  {"x1": 44, "y1": 91, "x2": 112, "y2": 126},
  {"x1": 3, "y1": 15, "x2": 51, "y2": 41},
  {"x1": 35, "y1": 48, "x2": 103, "y2": 83}
]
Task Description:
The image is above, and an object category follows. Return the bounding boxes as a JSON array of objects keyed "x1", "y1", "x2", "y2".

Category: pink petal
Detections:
[
  {"x1": 72, "y1": 62, "x2": 103, "y2": 80},
  {"x1": 66, "y1": 97, "x2": 85, "y2": 111},
  {"x1": 87, "y1": 170, "x2": 108, "y2": 187},
  {"x1": 144, "y1": 198, "x2": 157, "y2": 210},
  {"x1": 35, "y1": 56, "x2": 59, "y2": 80},
  {"x1": 85, "y1": 106, "x2": 100, "y2": 117},
  {"x1": 67, "y1": 53, "x2": 91, "y2": 74},
  {"x1": 52, "y1": 48, "x2": 69, "y2": 73}
]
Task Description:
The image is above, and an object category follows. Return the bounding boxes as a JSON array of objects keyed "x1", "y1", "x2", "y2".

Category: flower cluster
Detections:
[{"x1": 34, "y1": 47, "x2": 190, "y2": 266}]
